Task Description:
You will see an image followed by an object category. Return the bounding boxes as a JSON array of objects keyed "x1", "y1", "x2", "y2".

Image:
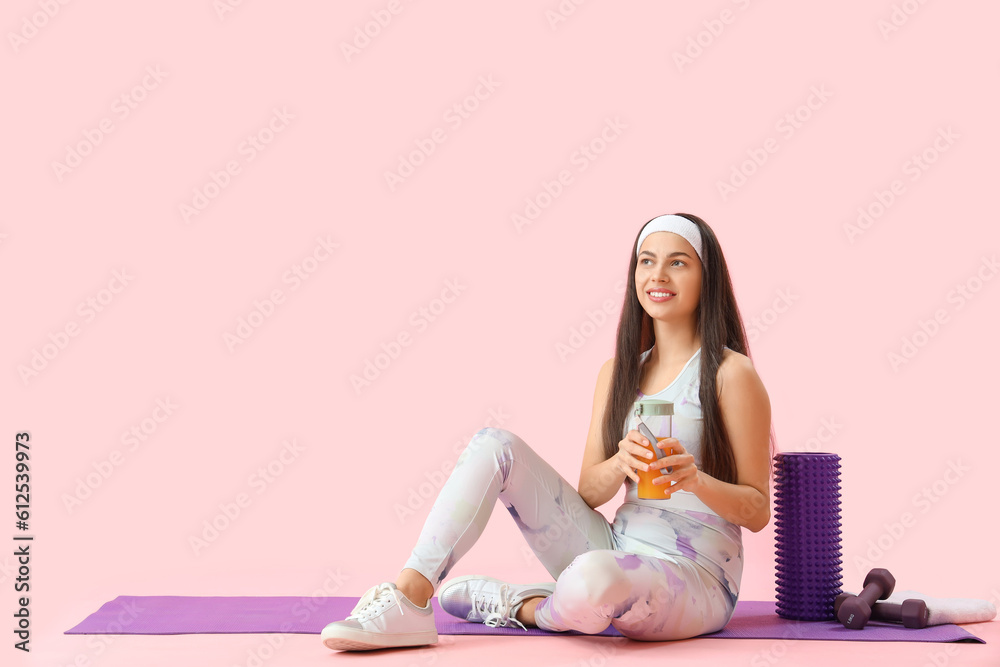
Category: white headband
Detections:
[{"x1": 635, "y1": 214, "x2": 705, "y2": 266}]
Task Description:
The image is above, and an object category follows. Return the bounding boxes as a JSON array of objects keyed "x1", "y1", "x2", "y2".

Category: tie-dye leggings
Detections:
[{"x1": 401, "y1": 427, "x2": 737, "y2": 641}]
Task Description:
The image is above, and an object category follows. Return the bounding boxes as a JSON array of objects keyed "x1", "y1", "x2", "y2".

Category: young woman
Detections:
[{"x1": 322, "y1": 213, "x2": 775, "y2": 651}]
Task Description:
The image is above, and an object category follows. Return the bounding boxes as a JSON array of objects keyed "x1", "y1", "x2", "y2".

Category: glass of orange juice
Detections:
[{"x1": 632, "y1": 400, "x2": 674, "y2": 499}]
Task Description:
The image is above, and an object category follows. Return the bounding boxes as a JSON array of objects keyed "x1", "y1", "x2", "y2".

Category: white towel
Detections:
[{"x1": 873, "y1": 589, "x2": 998, "y2": 626}]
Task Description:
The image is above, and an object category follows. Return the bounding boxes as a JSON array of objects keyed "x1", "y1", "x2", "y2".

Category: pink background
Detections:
[{"x1": 3, "y1": 1, "x2": 998, "y2": 665}]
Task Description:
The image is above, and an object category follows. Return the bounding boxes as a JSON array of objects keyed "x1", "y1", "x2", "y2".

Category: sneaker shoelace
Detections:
[
  {"x1": 472, "y1": 583, "x2": 527, "y2": 631},
  {"x1": 346, "y1": 583, "x2": 405, "y2": 622}
]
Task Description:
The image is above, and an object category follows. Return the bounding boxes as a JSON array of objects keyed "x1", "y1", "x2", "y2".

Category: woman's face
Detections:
[{"x1": 635, "y1": 231, "x2": 703, "y2": 321}]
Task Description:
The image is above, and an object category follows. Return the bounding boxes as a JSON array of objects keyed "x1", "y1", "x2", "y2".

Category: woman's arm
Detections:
[
  {"x1": 577, "y1": 358, "x2": 626, "y2": 509},
  {"x1": 653, "y1": 353, "x2": 772, "y2": 532},
  {"x1": 579, "y1": 456, "x2": 628, "y2": 510}
]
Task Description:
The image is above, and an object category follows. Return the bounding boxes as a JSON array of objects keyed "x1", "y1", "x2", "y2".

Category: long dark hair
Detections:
[{"x1": 600, "y1": 213, "x2": 776, "y2": 485}]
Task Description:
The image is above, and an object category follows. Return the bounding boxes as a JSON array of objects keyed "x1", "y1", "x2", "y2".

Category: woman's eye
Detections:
[{"x1": 641, "y1": 258, "x2": 684, "y2": 266}]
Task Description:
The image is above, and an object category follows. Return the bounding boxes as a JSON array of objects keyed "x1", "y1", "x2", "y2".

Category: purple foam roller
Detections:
[{"x1": 773, "y1": 452, "x2": 843, "y2": 621}]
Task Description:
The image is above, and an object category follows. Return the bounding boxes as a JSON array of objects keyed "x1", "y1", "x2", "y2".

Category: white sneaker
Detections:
[
  {"x1": 438, "y1": 575, "x2": 555, "y2": 630},
  {"x1": 321, "y1": 582, "x2": 438, "y2": 651}
]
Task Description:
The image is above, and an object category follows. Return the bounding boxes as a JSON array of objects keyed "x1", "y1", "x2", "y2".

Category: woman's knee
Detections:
[
  {"x1": 557, "y1": 550, "x2": 632, "y2": 607},
  {"x1": 459, "y1": 427, "x2": 525, "y2": 462},
  {"x1": 475, "y1": 426, "x2": 519, "y2": 445},
  {"x1": 610, "y1": 571, "x2": 736, "y2": 641}
]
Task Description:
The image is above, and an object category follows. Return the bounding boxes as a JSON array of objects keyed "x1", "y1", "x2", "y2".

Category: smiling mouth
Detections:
[{"x1": 647, "y1": 290, "x2": 675, "y2": 300}]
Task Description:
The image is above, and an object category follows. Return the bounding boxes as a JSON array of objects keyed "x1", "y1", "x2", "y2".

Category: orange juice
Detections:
[{"x1": 637, "y1": 437, "x2": 673, "y2": 499}]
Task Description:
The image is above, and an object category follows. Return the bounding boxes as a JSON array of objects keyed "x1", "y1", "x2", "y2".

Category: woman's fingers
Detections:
[
  {"x1": 622, "y1": 434, "x2": 699, "y2": 491},
  {"x1": 655, "y1": 451, "x2": 695, "y2": 469},
  {"x1": 652, "y1": 454, "x2": 698, "y2": 485},
  {"x1": 616, "y1": 452, "x2": 640, "y2": 483},
  {"x1": 622, "y1": 450, "x2": 648, "y2": 472},
  {"x1": 661, "y1": 436, "x2": 682, "y2": 451},
  {"x1": 617, "y1": 437, "x2": 653, "y2": 482}
]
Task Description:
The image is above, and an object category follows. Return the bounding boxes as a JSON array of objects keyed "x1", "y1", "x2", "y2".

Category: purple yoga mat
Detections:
[{"x1": 64, "y1": 596, "x2": 985, "y2": 643}]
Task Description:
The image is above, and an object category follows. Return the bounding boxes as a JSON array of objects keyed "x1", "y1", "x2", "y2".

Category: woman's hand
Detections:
[
  {"x1": 651, "y1": 438, "x2": 703, "y2": 494},
  {"x1": 614, "y1": 429, "x2": 658, "y2": 484}
]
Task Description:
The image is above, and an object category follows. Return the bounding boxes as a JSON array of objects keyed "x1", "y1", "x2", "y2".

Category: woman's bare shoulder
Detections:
[
  {"x1": 717, "y1": 348, "x2": 765, "y2": 396},
  {"x1": 720, "y1": 347, "x2": 750, "y2": 368},
  {"x1": 597, "y1": 356, "x2": 616, "y2": 389}
]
